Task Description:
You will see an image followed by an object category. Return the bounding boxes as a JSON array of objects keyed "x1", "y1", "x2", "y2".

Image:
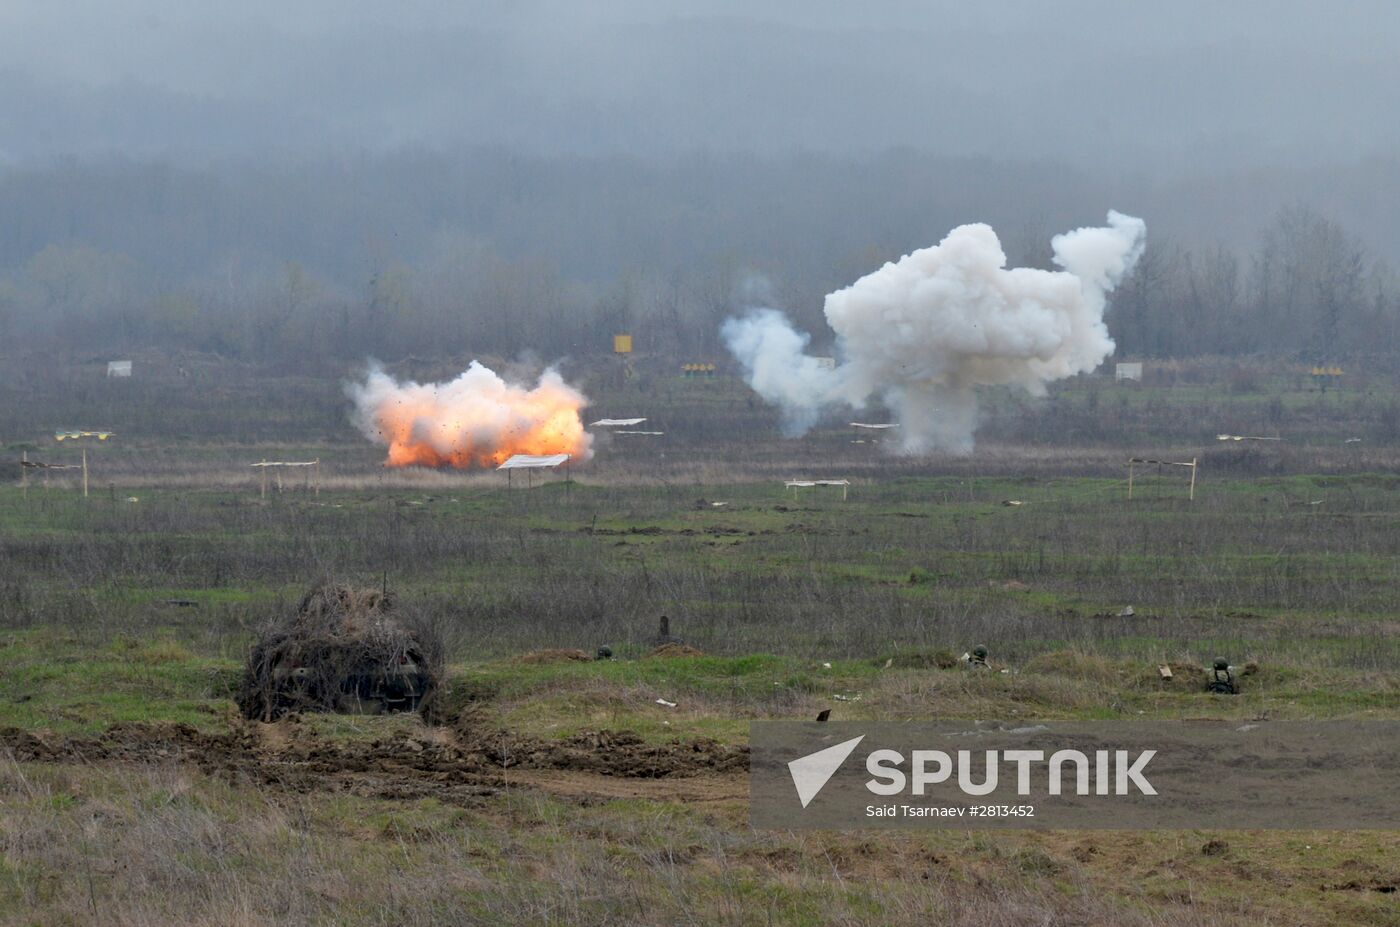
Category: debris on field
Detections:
[
  {"x1": 651, "y1": 615, "x2": 684, "y2": 648},
  {"x1": 650, "y1": 642, "x2": 704, "y2": 658},
  {"x1": 519, "y1": 648, "x2": 591, "y2": 664}
]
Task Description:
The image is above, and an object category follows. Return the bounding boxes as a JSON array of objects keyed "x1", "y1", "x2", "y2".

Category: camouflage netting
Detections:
[{"x1": 238, "y1": 581, "x2": 444, "y2": 722}]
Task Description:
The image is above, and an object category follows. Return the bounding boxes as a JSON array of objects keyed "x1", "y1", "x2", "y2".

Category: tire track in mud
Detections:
[{"x1": 0, "y1": 720, "x2": 750, "y2": 807}]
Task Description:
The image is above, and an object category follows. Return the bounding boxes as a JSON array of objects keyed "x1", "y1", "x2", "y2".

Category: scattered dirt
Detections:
[
  {"x1": 1325, "y1": 879, "x2": 1398, "y2": 894},
  {"x1": 579, "y1": 525, "x2": 666, "y2": 536},
  {"x1": 1316, "y1": 858, "x2": 1400, "y2": 893},
  {"x1": 518, "y1": 648, "x2": 592, "y2": 664},
  {"x1": 780, "y1": 523, "x2": 856, "y2": 536},
  {"x1": 456, "y1": 727, "x2": 747, "y2": 778},
  {"x1": 0, "y1": 716, "x2": 748, "y2": 808},
  {"x1": 648, "y1": 642, "x2": 706, "y2": 658}
]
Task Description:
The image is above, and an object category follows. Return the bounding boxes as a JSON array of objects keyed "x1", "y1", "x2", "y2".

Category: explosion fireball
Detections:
[{"x1": 348, "y1": 362, "x2": 593, "y2": 469}]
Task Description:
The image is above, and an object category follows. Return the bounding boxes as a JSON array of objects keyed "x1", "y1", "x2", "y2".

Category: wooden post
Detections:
[
  {"x1": 842, "y1": 482, "x2": 848, "y2": 501},
  {"x1": 260, "y1": 463, "x2": 267, "y2": 500},
  {"x1": 1189, "y1": 458, "x2": 1197, "y2": 502},
  {"x1": 315, "y1": 459, "x2": 321, "y2": 497},
  {"x1": 1127, "y1": 459, "x2": 1134, "y2": 500},
  {"x1": 20, "y1": 450, "x2": 26, "y2": 493},
  {"x1": 82, "y1": 447, "x2": 89, "y2": 498}
]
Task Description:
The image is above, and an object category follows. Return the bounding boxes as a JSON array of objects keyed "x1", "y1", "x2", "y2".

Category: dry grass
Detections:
[
  {"x1": 5, "y1": 360, "x2": 1400, "y2": 923},
  {"x1": 0, "y1": 755, "x2": 1339, "y2": 927},
  {"x1": 518, "y1": 648, "x2": 593, "y2": 664}
]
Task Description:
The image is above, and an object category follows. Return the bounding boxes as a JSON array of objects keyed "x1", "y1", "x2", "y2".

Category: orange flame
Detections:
[{"x1": 349, "y1": 362, "x2": 592, "y2": 469}]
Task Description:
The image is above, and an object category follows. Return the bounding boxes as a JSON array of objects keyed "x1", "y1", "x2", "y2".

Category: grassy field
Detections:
[
  {"x1": 3, "y1": 465, "x2": 1400, "y2": 925},
  {"x1": 4, "y1": 470, "x2": 1400, "y2": 658},
  {"x1": 4, "y1": 353, "x2": 1400, "y2": 488},
  {"x1": 3, "y1": 354, "x2": 1400, "y2": 924}
]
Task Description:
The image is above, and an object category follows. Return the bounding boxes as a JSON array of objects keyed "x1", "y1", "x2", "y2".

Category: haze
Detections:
[
  {"x1": 1, "y1": 1, "x2": 1396, "y2": 366},
  {"x1": 4, "y1": 1, "x2": 1398, "y2": 167}
]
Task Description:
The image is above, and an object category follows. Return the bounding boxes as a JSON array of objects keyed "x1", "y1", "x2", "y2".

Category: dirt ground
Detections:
[{"x1": 0, "y1": 715, "x2": 749, "y2": 808}]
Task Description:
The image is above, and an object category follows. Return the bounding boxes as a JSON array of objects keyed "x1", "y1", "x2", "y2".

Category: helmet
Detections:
[
  {"x1": 972, "y1": 645, "x2": 988, "y2": 660},
  {"x1": 1213, "y1": 658, "x2": 1229, "y2": 672},
  {"x1": 596, "y1": 646, "x2": 614, "y2": 660}
]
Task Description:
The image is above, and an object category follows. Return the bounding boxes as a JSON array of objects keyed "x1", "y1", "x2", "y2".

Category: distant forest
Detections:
[{"x1": 1, "y1": 150, "x2": 1396, "y2": 369}]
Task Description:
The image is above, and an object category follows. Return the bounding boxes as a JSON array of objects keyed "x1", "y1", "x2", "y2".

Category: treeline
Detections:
[
  {"x1": 0, "y1": 152, "x2": 1396, "y2": 368},
  {"x1": 1111, "y1": 205, "x2": 1396, "y2": 360}
]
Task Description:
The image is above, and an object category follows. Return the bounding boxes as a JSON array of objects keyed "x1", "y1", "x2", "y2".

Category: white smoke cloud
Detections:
[
  {"x1": 720, "y1": 309, "x2": 839, "y2": 437},
  {"x1": 724, "y1": 210, "x2": 1146, "y2": 454}
]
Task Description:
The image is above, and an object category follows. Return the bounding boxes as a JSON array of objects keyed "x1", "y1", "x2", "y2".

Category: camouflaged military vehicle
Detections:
[{"x1": 239, "y1": 581, "x2": 441, "y2": 721}]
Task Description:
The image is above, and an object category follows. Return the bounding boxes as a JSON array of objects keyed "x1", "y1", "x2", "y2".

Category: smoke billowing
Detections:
[
  {"x1": 348, "y1": 362, "x2": 593, "y2": 469},
  {"x1": 723, "y1": 211, "x2": 1146, "y2": 453}
]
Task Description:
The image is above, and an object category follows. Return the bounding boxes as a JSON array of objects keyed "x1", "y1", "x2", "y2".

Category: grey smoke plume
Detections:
[{"x1": 723, "y1": 211, "x2": 1146, "y2": 453}]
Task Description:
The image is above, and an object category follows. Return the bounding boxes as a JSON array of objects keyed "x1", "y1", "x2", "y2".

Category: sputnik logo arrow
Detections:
[{"x1": 788, "y1": 735, "x2": 865, "y2": 808}]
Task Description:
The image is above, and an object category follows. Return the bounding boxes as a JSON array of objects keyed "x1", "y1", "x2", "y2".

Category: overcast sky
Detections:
[{"x1": 2, "y1": 1, "x2": 1397, "y2": 168}]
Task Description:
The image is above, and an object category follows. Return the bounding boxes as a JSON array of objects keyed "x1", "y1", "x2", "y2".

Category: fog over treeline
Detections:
[
  {"x1": 6, "y1": 1, "x2": 1399, "y2": 166},
  {"x1": 1, "y1": 1, "x2": 1398, "y2": 368}
]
